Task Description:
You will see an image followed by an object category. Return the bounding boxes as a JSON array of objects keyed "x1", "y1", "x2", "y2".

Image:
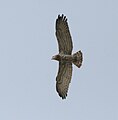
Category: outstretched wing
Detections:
[
  {"x1": 56, "y1": 14, "x2": 73, "y2": 55},
  {"x1": 56, "y1": 62, "x2": 73, "y2": 99}
]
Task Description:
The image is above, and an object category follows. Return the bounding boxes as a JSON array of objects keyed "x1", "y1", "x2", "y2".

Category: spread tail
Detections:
[{"x1": 72, "y1": 50, "x2": 83, "y2": 68}]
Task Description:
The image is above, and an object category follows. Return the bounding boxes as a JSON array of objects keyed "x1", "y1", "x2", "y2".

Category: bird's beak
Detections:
[{"x1": 51, "y1": 56, "x2": 55, "y2": 60}]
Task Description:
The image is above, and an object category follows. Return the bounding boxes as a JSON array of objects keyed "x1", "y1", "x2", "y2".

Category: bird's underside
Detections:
[{"x1": 52, "y1": 14, "x2": 83, "y2": 99}]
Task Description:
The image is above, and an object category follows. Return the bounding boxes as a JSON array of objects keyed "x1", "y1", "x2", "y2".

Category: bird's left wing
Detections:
[
  {"x1": 55, "y1": 14, "x2": 73, "y2": 55},
  {"x1": 56, "y1": 62, "x2": 72, "y2": 99}
]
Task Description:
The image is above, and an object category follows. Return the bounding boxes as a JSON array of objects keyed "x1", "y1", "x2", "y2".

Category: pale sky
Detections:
[{"x1": 0, "y1": 0, "x2": 118, "y2": 120}]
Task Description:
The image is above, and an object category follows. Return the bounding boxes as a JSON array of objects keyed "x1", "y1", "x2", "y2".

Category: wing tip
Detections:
[
  {"x1": 57, "y1": 14, "x2": 67, "y2": 22},
  {"x1": 56, "y1": 84, "x2": 68, "y2": 99},
  {"x1": 59, "y1": 93, "x2": 67, "y2": 99}
]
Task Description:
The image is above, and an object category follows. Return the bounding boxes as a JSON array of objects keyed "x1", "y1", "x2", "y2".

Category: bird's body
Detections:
[
  {"x1": 52, "y1": 54, "x2": 73, "y2": 62},
  {"x1": 52, "y1": 14, "x2": 83, "y2": 99},
  {"x1": 52, "y1": 52, "x2": 82, "y2": 66}
]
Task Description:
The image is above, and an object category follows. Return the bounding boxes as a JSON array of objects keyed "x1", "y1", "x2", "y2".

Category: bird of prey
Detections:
[{"x1": 52, "y1": 14, "x2": 83, "y2": 99}]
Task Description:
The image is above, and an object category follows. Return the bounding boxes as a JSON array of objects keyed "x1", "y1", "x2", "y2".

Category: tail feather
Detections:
[{"x1": 72, "y1": 50, "x2": 83, "y2": 68}]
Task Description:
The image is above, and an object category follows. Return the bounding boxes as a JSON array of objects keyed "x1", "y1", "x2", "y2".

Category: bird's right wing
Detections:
[
  {"x1": 56, "y1": 62, "x2": 73, "y2": 99},
  {"x1": 55, "y1": 14, "x2": 73, "y2": 55}
]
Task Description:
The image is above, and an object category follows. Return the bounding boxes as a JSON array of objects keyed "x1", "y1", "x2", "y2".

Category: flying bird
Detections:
[{"x1": 52, "y1": 14, "x2": 83, "y2": 99}]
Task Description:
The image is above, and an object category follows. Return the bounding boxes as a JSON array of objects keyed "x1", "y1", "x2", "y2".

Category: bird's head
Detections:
[{"x1": 52, "y1": 54, "x2": 61, "y2": 61}]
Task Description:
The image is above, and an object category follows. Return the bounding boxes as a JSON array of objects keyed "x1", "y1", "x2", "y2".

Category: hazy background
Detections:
[{"x1": 0, "y1": 0, "x2": 118, "y2": 120}]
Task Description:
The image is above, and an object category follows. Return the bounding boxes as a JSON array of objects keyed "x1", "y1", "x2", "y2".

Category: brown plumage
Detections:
[{"x1": 52, "y1": 14, "x2": 83, "y2": 99}]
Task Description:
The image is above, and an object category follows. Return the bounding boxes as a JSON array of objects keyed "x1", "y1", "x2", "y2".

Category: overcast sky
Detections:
[{"x1": 0, "y1": 0, "x2": 118, "y2": 120}]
